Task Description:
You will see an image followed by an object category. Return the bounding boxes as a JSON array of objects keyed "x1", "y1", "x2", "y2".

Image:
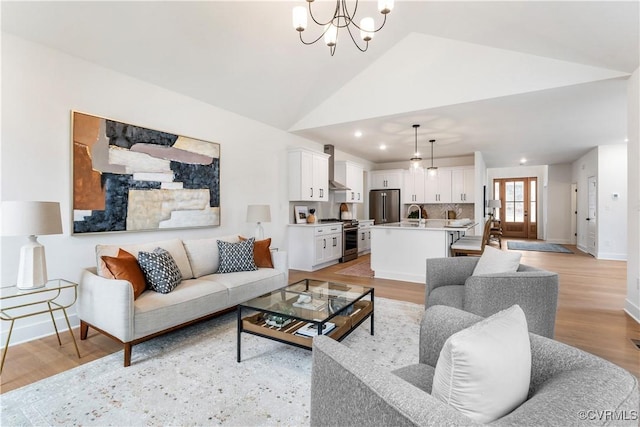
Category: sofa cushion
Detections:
[
  {"x1": 202, "y1": 268, "x2": 284, "y2": 304},
  {"x1": 138, "y1": 248, "x2": 183, "y2": 294},
  {"x1": 96, "y1": 238, "x2": 193, "y2": 279},
  {"x1": 239, "y1": 236, "x2": 274, "y2": 268},
  {"x1": 472, "y1": 245, "x2": 521, "y2": 276},
  {"x1": 101, "y1": 249, "x2": 147, "y2": 300},
  {"x1": 217, "y1": 238, "x2": 258, "y2": 273},
  {"x1": 431, "y1": 304, "x2": 531, "y2": 423},
  {"x1": 183, "y1": 235, "x2": 239, "y2": 278},
  {"x1": 133, "y1": 278, "x2": 230, "y2": 340}
]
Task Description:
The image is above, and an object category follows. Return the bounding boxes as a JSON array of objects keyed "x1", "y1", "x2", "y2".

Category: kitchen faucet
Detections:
[{"x1": 407, "y1": 204, "x2": 421, "y2": 220}]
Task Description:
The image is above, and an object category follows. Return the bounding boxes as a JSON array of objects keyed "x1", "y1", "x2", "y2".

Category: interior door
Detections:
[
  {"x1": 587, "y1": 176, "x2": 597, "y2": 256},
  {"x1": 494, "y1": 177, "x2": 537, "y2": 239}
]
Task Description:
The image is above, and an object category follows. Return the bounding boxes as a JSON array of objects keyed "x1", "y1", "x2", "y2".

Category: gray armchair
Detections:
[
  {"x1": 310, "y1": 305, "x2": 639, "y2": 426},
  {"x1": 425, "y1": 257, "x2": 559, "y2": 337}
]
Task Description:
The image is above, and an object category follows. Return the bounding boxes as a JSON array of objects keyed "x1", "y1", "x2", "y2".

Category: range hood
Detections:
[{"x1": 324, "y1": 144, "x2": 351, "y2": 191}]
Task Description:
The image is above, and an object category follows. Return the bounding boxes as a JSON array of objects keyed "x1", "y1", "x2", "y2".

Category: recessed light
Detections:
[
  {"x1": 379, "y1": 144, "x2": 386, "y2": 150},
  {"x1": 354, "y1": 130, "x2": 363, "y2": 138},
  {"x1": 520, "y1": 158, "x2": 527, "y2": 165},
  {"x1": 625, "y1": 138, "x2": 629, "y2": 142}
]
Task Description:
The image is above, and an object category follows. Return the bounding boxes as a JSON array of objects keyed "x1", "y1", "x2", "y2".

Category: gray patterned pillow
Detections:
[
  {"x1": 138, "y1": 247, "x2": 183, "y2": 294},
  {"x1": 217, "y1": 238, "x2": 258, "y2": 273}
]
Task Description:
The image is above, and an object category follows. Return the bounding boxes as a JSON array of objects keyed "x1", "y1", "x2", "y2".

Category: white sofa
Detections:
[{"x1": 78, "y1": 236, "x2": 288, "y2": 366}]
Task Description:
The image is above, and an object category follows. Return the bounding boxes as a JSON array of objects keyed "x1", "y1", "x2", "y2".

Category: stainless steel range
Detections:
[{"x1": 319, "y1": 219, "x2": 359, "y2": 262}]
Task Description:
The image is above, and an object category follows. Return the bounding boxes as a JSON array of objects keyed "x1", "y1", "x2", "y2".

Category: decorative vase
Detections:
[{"x1": 307, "y1": 208, "x2": 316, "y2": 223}]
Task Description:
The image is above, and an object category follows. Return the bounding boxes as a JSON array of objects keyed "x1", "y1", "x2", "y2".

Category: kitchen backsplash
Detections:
[{"x1": 404, "y1": 203, "x2": 474, "y2": 220}]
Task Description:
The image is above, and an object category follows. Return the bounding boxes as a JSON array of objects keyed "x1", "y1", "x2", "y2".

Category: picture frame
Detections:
[
  {"x1": 72, "y1": 111, "x2": 220, "y2": 234},
  {"x1": 294, "y1": 205, "x2": 308, "y2": 224}
]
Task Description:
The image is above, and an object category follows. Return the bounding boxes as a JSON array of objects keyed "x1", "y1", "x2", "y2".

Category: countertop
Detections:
[
  {"x1": 288, "y1": 222, "x2": 342, "y2": 227},
  {"x1": 370, "y1": 219, "x2": 476, "y2": 231}
]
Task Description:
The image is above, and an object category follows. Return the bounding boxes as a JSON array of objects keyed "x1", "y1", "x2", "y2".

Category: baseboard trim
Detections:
[
  {"x1": 596, "y1": 252, "x2": 627, "y2": 261},
  {"x1": 545, "y1": 239, "x2": 573, "y2": 245},
  {"x1": 625, "y1": 299, "x2": 640, "y2": 324},
  {"x1": 0, "y1": 312, "x2": 79, "y2": 347},
  {"x1": 373, "y1": 269, "x2": 424, "y2": 284}
]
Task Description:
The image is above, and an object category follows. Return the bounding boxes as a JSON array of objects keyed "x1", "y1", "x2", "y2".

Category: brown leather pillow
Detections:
[
  {"x1": 101, "y1": 249, "x2": 147, "y2": 300},
  {"x1": 239, "y1": 236, "x2": 274, "y2": 268}
]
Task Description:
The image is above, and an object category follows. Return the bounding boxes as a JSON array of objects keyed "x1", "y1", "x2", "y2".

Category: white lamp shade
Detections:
[
  {"x1": 246, "y1": 205, "x2": 271, "y2": 223},
  {"x1": 1, "y1": 201, "x2": 62, "y2": 236},
  {"x1": 487, "y1": 200, "x2": 502, "y2": 209},
  {"x1": 360, "y1": 17, "x2": 374, "y2": 41},
  {"x1": 292, "y1": 6, "x2": 307, "y2": 31},
  {"x1": 378, "y1": 0, "x2": 394, "y2": 13},
  {"x1": 324, "y1": 23, "x2": 338, "y2": 46}
]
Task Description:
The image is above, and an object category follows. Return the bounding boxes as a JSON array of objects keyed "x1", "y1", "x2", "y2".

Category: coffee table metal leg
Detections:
[{"x1": 237, "y1": 306, "x2": 242, "y2": 362}]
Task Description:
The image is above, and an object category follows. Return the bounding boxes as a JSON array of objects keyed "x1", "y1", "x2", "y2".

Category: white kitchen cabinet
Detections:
[
  {"x1": 289, "y1": 223, "x2": 342, "y2": 271},
  {"x1": 424, "y1": 169, "x2": 452, "y2": 203},
  {"x1": 288, "y1": 149, "x2": 329, "y2": 202},
  {"x1": 403, "y1": 169, "x2": 425, "y2": 203},
  {"x1": 451, "y1": 167, "x2": 475, "y2": 203},
  {"x1": 370, "y1": 170, "x2": 403, "y2": 190},
  {"x1": 334, "y1": 161, "x2": 364, "y2": 204},
  {"x1": 358, "y1": 220, "x2": 373, "y2": 254}
]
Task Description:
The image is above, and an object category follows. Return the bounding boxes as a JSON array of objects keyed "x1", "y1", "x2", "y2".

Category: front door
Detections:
[{"x1": 494, "y1": 177, "x2": 537, "y2": 239}]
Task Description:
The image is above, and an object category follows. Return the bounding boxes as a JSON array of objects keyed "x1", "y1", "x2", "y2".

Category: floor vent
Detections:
[{"x1": 631, "y1": 339, "x2": 640, "y2": 350}]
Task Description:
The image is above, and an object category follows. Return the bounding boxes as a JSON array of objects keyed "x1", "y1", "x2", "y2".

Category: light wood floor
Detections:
[{"x1": 2, "y1": 239, "x2": 639, "y2": 394}]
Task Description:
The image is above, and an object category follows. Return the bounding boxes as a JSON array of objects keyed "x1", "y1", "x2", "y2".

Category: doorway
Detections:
[{"x1": 493, "y1": 177, "x2": 538, "y2": 239}]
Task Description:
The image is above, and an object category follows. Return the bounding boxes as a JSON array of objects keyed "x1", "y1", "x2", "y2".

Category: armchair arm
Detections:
[
  {"x1": 418, "y1": 305, "x2": 483, "y2": 366},
  {"x1": 78, "y1": 268, "x2": 135, "y2": 342},
  {"x1": 271, "y1": 250, "x2": 288, "y2": 283},
  {"x1": 464, "y1": 271, "x2": 559, "y2": 338},
  {"x1": 425, "y1": 257, "x2": 479, "y2": 305},
  {"x1": 311, "y1": 336, "x2": 477, "y2": 427}
]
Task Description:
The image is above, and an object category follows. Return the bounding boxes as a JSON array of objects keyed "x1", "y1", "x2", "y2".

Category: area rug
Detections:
[
  {"x1": 1, "y1": 297, "x2": 423, "y2": 426},
  {"x1": 507, "y1": 241, "x2": 573, "y2": 254},
  {"x1": 335, "y1": 261, "x2": 374, "y2": 278}
]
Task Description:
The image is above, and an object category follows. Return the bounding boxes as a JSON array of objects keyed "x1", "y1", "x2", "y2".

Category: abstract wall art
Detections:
[{"x1": 72, "y1": 111, "x2": 220, "y2": 234}]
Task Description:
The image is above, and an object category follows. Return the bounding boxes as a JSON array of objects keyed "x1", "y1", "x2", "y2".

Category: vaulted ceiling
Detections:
[{"x1": 2, "y1": 1, "x2": 638, "y2": 167}]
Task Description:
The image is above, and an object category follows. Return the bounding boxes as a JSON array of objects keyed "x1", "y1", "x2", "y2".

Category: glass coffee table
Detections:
[{"x1": 237, "y1": 278, "x2": 374, "y2": 362}]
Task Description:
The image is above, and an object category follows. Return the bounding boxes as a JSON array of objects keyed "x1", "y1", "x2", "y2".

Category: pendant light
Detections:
[
  {"x1": 410, "y1": 124, "x2": 422, "y2": 169},
  {"x1": 427, "y1": 139, "x2": 438, "y2": 176}
]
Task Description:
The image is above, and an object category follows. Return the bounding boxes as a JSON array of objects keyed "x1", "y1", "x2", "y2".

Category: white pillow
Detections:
[
  {"x1": 183, "y1": 235, "x2": 239, "y2": 278},
  {"x1": 472, "y1": 245, "x2": 521, "y2": 276},
  {"x1": 431, "y1": 305, "x2": 531, "y2": 423}
]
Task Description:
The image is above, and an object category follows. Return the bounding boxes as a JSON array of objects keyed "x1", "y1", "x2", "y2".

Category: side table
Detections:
[{"x1": 0, "y1": 278, "x2": 81, "y2": 374}]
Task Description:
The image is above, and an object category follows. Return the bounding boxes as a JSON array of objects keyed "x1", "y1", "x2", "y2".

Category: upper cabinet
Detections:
[
  {"x1": 424, "y1": 167, "x2": 474, "y2": 204},
  {"x1": 370, "y1": 169, "x2": 404, "y2": 190},
  {"x1": 451, "y1": 167, "x2": 475, "y2": 203},
  {"x1": 334, "y1": 161, "x2": 364, "y2": 204},
  {"x1": 403, "y1": 168, "x2": 425, "y2": 203},
  {"x1": 289, "y1": 148, "x2": 329, "y2": 202}
]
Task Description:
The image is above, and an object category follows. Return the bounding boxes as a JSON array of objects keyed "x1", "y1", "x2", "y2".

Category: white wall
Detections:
[
  {"x1": 546, "y1": 164, "x2": 573, "y2": 244},
  {"x1": 0, "y1": 34, "x2": 367, "y2": 344},
  {"x1": 626, "y1": 68, "x2": 640, "y2": 323},
  {"x1": 597, "y1": 145, "x2": 627, "y2": 260},
  {"x1": 486, "y1": 165, "x2": 548, "y2": 240},
  {"x1": 572, "y1": 148, "x2": 598, "y2": 253}
]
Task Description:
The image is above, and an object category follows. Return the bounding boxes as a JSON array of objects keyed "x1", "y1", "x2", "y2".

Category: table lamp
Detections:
[
  {"x1": 1, "y1": 201, "x2": 63, "y2": 289},
  {"x1": 487, "y1": 199, "x2": 502, "y2": 218},
  {"x1": 246, "y1": 204, "x2": 271, "y2": 240}
]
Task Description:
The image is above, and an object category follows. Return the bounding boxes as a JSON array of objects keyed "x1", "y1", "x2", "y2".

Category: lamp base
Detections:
[
  {"x1": 255, "y1": 223, "x2": 264, "y2": 240},
  {"x1": 16, "y1": 236, "x2": 48, "y2": 290}
]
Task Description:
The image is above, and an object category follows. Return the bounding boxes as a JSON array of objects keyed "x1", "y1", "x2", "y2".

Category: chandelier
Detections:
[
  {"x1": 410, "y1": 124, "x2": 422, "y2": 169},
  {"x1": 292, "y1": 0, "x2": 395, "y2": 56}
]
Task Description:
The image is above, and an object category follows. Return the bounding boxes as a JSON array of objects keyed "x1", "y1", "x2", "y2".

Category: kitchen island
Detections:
[{"x1": 370, "y1": 219, "x2": 477, "y2": 284}]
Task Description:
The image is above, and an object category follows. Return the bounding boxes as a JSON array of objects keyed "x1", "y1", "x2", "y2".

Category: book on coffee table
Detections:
[{"x1": 294, "y1": 322, "x2": 335, "y2": 337}]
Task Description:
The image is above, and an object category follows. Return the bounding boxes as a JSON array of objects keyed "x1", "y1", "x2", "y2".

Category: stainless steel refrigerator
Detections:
[{"x1": 369, "y1": 189, "x2": 401, "y2": 224}]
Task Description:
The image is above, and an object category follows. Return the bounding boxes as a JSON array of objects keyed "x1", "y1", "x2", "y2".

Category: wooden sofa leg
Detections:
[
  {"x1": 124, "y1": 343, "x2": 132, "y2": 367},
  {"x1": 80, "y1": 321, "x2": 89, "y2": 340}
]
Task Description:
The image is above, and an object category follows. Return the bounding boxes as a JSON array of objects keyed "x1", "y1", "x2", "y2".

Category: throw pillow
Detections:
[
  {"x1": 472, "y1": 245, "x2": 522, "y2": 276},
  {"x1": 217, "y1": 238, "x2": 258, "y2": 273},
  {"x1": 239, "y1": 236, "x2": 274, "y2": 268},
  {"x1": 431, "y1": 305, "x2": 531, "y2": 424},
  {"x1": 101, "y1": 249, "x2": 147, "y2": 300},
  {"x1": 138, "y1": 247, "x2": 183, "y2": 294}
]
